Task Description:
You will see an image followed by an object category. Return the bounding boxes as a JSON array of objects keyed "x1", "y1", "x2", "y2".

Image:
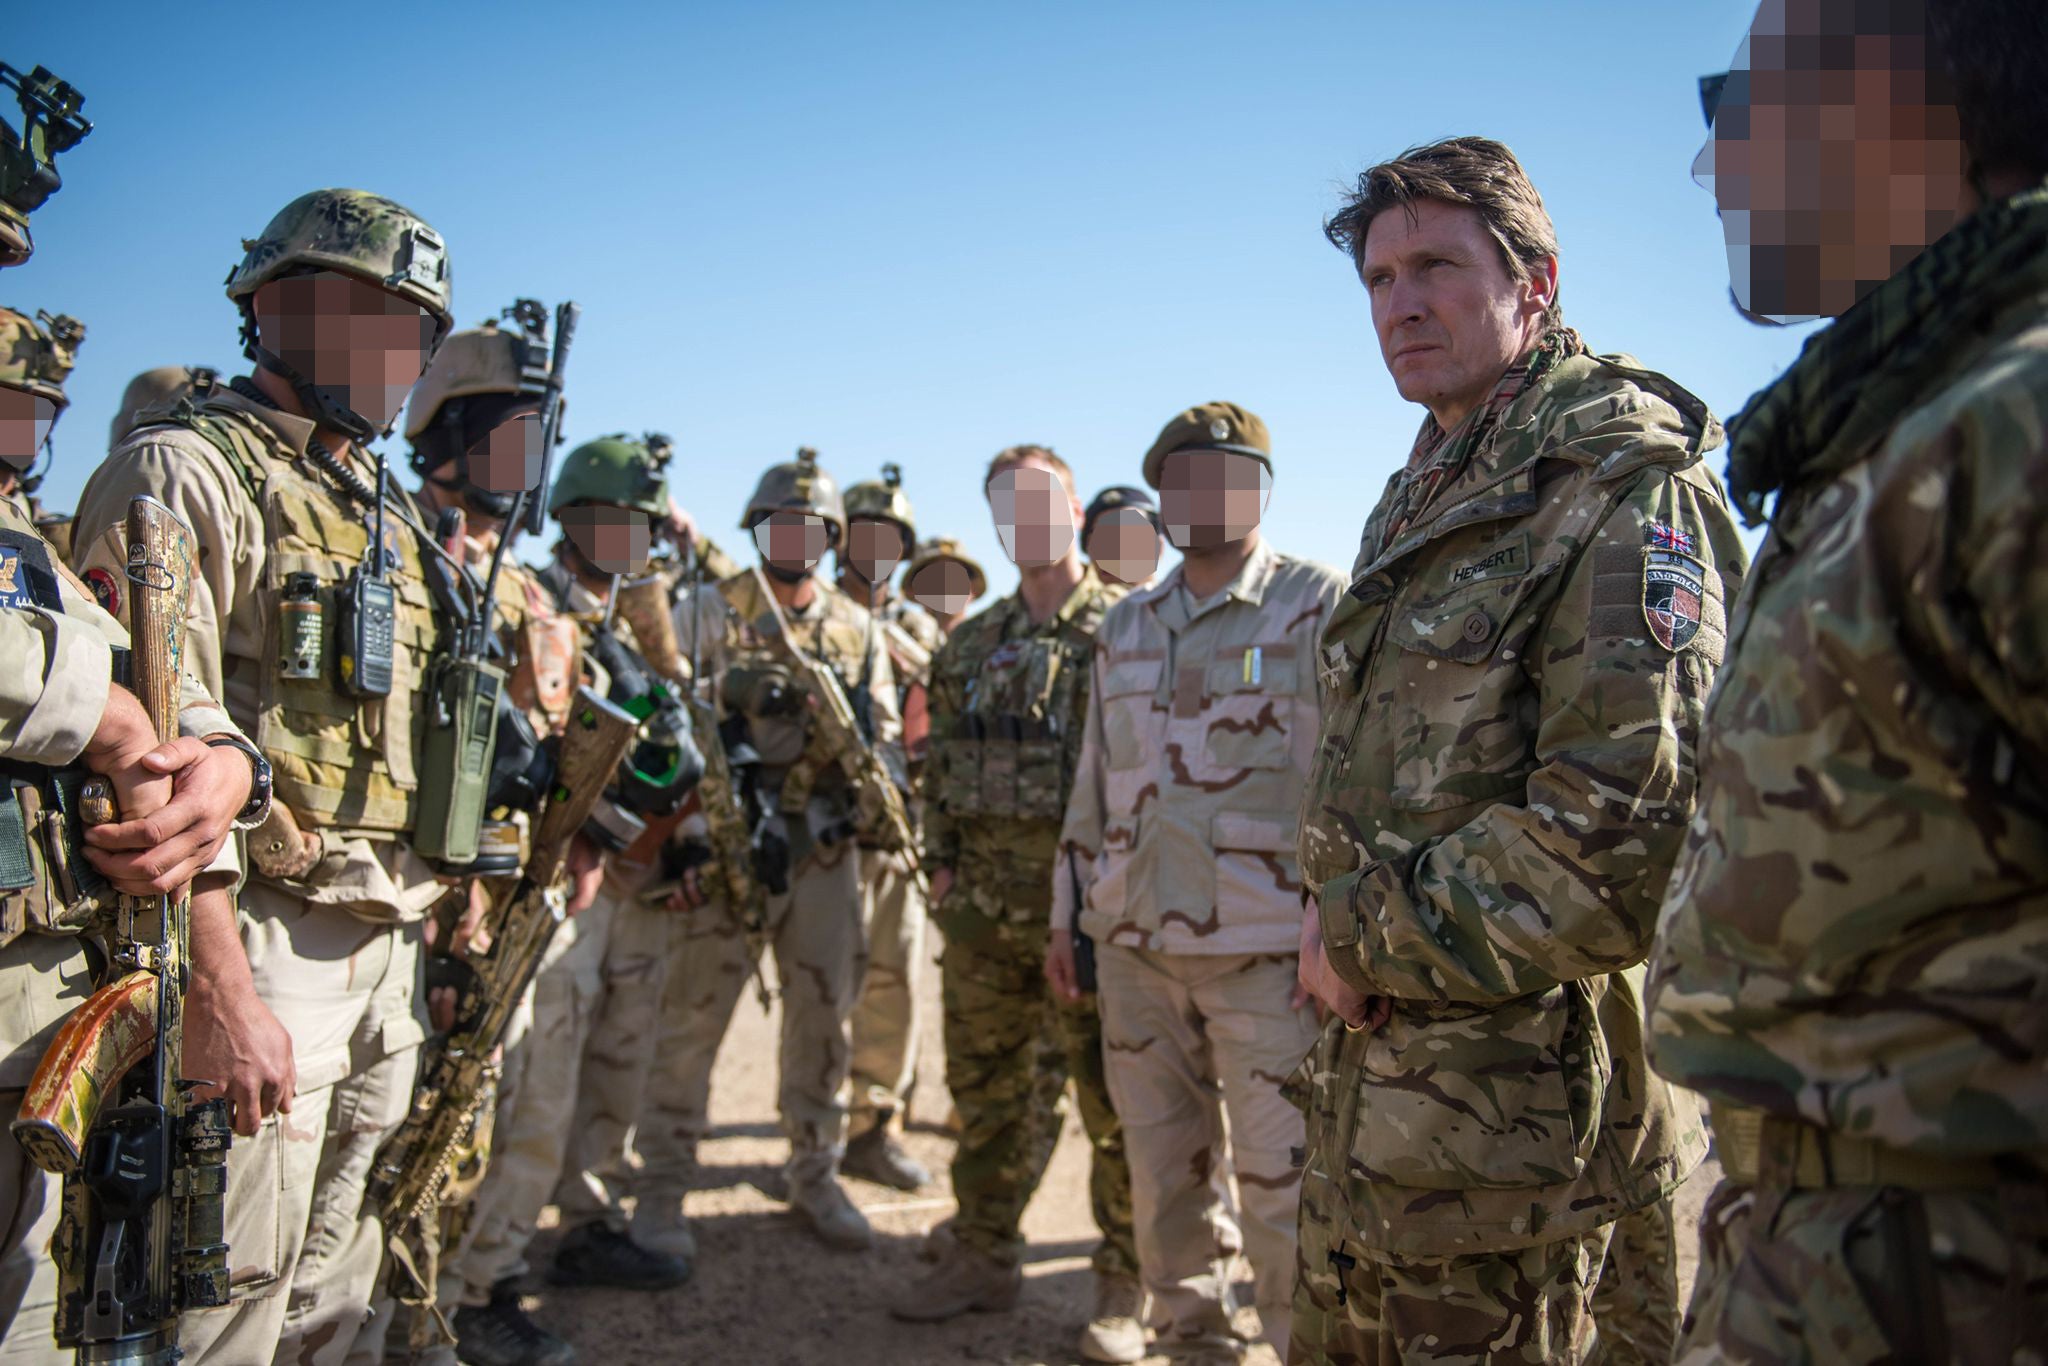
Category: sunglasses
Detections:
[{"x1": 1699, "y1": 70, "x2": 1732, "y2": 129}]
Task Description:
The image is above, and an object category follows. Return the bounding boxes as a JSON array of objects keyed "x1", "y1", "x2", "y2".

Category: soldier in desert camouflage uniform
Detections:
[
  {"x1": 1650, "y1": 5, "x2": 2048, "y2": 1362},
  {"x1": 1291, "y1": 139, "x2": 1746, "y2": 1364},
  {"x1": 1054, "y1": 404, "x2": 1344, "y2": 1363},
  {"x1": 0, "y1": 308, "x2": 83, "y2": 559},
  {"x1": 834, "y1": 466, "x2": 943, "y2": 1192},
  {"x1": 890, "y1": 445, "x2": 1143, "y2": 1365}
]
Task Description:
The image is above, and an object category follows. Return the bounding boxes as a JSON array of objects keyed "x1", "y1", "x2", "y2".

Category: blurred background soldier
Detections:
[
  {"x1": 891, "y1": 445, "x2": 1143, "y2": 1365},
  {"x1": 635, "y1": 448, "x2": 901, "y2": 1252},
  {"x1": 0, "y1": 307, "x2": 83, "y2": 558},
  {"x1": 71, "y1": 187, "x2": 457, "y2": 1366},
  {"x1": 904, "y1": 535, "x2": 987, "y2": 638},
  {"x1": 106, "y1": 363, "x2": 219, "y2": 452},
  {"x1": 834, "y1": 465, "x2": 942, "y2": 1191},
  {"x1": 1079, "y1": 485, "x2": 1164, "y2": 589},
  {"x1": 1053, "y1": 405, "x2": 1344, "y2": 1362}
]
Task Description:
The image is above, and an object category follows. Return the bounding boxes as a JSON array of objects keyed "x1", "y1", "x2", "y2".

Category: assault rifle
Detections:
[
  {"x1": 744, "y1": 567, "x2": 926, "y2": 900},
  {"x1": 365, "y1": 686, "x2": 639, "y2": 1304},
  {"x1": 11, "y1": 497, "x2": 231, "y2": 1361}
]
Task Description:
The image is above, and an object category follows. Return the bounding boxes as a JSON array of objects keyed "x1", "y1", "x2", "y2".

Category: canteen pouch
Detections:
[{"x1": 411, "y1": 656, "x2": 506, "y2": 867}]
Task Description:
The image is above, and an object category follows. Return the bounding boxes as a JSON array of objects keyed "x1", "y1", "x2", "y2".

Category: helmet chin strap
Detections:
[
  {"x1": 762, "y1": 561, "x2": 813, "y2": 586},
  {"x1": 239, "y1": 305, "x2": 381, "y2": 443}
]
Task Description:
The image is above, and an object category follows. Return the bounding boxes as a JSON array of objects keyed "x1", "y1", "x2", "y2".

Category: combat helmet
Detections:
[
  {"x1": 224, "y1": 188, "x2": 453, "y2": 441},
  {"x1": 843, "y1": 462, "x2": 916, "y2": 545},
  {"x1": 907, "y1": 536, "x2": 988, "y2": 602},
  {"x1": 548, "y1": 433, "x2": 669, "y2": 519},
  {"x1": 0, "y1": 306, "x2": 83, "y2": 491},
  {"x1": 407, "y1": 301, "x2": 559, "y2": 516},
  {"x1": 741, "y1": 447, "x2": 844, "y2": 546}
]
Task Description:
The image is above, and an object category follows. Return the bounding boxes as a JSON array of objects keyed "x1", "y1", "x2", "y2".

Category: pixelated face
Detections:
[
  {"x1": 1694, "y1": 0, "x2": 1965, "y2": 322},
  {"x1": 468, "y1": 408, "x2": 545, "y2": 493},
  {"x1": 845, "y1": 516, "x2": 908, "y2": 586},
  {"x1": 253, "y1": 270, "x2": 438, "y2": 428},
  {"x1": 752, "y1": 510, "x2": 829, "y2": 574},
  {"x1": 1085, "y1": 506, "x2": 1165, "y2": 585},
  {"x1": 560, "y1": 502, "x2": 652, "y2": 574},
  {"x1": 987, "y1": 462, "x2": 1077, "y2": 567},
  {"x1": 0, "y1": 385, "x2": 57, "y2": 470},
  {"x1": 1360, "y1": 198, "x2": 1552, "y2": 423},
  {"x1": 908, "y1": 559, "x2": 975, "y2": 616},
  {"x1": 1158, "y1": 449, "x2": 1270, "y2": 551}
]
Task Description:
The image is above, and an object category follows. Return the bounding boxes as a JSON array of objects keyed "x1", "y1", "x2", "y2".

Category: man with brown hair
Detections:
[{"x1": 1291, "y1": 137, "x2": 1747, "y2": 1363}]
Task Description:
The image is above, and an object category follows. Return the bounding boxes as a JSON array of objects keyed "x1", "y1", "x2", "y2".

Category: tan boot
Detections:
[
  {"x1": 1078, "y1": 1272, "x2": 1147, "y2": 1363},
  {"x1": 887, "y1": 1243, "x2": 1022, "y2": 1322},
  {"x1": 628, "y1": 1198, "x2": 698, "y2": 1263},
  {"x1": 789, "y1": 1177, "x2": 873, "y2": 1251}
]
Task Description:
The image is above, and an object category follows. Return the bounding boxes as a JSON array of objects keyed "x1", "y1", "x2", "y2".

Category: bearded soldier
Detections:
[
  {"x1": 833, "y1": 466, "x2": 942, "y2": 1193},
  {"x1": 626, "y1": 448, "x2": 899, "y2": 1252},
  {"x1": 1290, "y1": 139, "x2": 1747, "y2": 1364},
  {"x1": 891, "y1": 445, "x2": 1143, "y2": 1365},
  {"x1": 1652, "y1": 4, "x2": 2048, "y2": 1360},
  {"x1": 71, "y1": 188, "x2": 459, "y2": 1366}
]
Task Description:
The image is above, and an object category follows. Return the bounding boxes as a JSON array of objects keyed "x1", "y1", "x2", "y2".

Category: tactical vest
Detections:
[
  {"x1": 933, "y1": 586, "x2": 1113, "y2": 823},
  {"x1": 159, "y1": 401, "x2": 440, "y2": 835}
]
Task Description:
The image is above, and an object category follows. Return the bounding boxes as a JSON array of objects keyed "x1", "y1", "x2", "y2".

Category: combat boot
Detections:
[
  {"x1": 628, "y1": 1199, "x2": 698, "y2": 1263},
  {"x1": 789, "y1": 1177, "x2": 873, "y2": 1250},
  {"x1": 452, "y1": 1280, "x2": 575, "y2": 1366},
  {"x1": 917, "y1": 1216, "x2": 958, "y2": 1263},
  {"x1": 1077, "y1": 1272, "x2": 1147, "y2": 1363},
  {"x1": 842, "y1": 1126, "x2": 932, "y2": 1191},
  {"x1": 546, "y1": 1221, "x2": 691, "y2": 1290},
  {"x1": 887, "y1": 1243, "x2": 1023, "y2": 1321}
]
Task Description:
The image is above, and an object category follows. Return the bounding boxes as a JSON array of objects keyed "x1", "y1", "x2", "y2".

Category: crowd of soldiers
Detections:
[{"x1": 1, "y1": 0, "x2": 2044, "y2": 1363}]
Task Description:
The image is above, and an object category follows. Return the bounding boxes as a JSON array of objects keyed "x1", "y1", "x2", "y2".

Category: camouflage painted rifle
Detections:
[
  {"x1": 365, "y1": 686, "x2": 638, "y2": 1305},
  {"x1": 11, "y1": 497, "x2": 231, "y2": 1362},
  {"x1": 744, "y1": 567, "x2": 926, "y2": 900}
]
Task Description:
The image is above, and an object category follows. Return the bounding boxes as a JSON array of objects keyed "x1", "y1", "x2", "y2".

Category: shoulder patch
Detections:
[
  {"x1": 82, "y1": 565, "x2": 121, "y2": 618},
  {"x1": 0, "y1": 532, "x2": 62, "y2": 611},
  {"x1": 1642, "y1": 549, "x2": 1705, "y2": 652}
]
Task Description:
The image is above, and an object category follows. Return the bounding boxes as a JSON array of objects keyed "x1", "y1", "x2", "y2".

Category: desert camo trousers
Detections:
[
  {"x1": 624, "y1": 839, "x2": 865, "y2": 1216},
  {"x1": 850, "y1": 845, "x2": 927, "y2": 1140},
  {"x1": 1674, "y1": 1177, "x2": 2048, "y2": 1364},
  {"x1": 1096, "y1": 944, "x2": 1318, "y2": 1358},
  {"x1": 175, "y1": 885, "x2": 427, "y2": 1366},
  {"x1": 941, "y1": 913, "x2": 1137, "y2": 1276},
  {"x1": 0, "y1": 932, "x2": 88, "y2": 1366}
]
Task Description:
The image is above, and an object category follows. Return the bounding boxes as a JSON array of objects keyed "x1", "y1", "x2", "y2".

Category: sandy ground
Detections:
[{"x1": 516, "y1": 957, "x2": 1717, "y2": 1366}]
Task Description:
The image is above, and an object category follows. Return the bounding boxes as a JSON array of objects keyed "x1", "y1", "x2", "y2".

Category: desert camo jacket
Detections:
[
  {"x1": 1648, "y1": 184, "x2": 2048, "y2": 1165},
  {"x1": 1297, "y1": 348, "x2": 1747, "y2": 1257},
  {"x1": 1054, "y1": 540, "x2": 1344, "y2": 955}
]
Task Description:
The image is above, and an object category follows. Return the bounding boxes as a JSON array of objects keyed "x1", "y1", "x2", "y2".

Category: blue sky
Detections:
[{"x1": 12, "y1": 1, "x2": 1797, "y2": 587}]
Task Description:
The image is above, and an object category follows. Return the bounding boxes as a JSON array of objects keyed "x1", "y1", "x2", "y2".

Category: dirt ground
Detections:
[{"x1": 519, "y1": 957, "x2": 1717, "y2": 1366}]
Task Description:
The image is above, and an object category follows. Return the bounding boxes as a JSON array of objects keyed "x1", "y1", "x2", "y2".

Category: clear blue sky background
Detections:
[{"x1": 13, "y1": 1, "x2": 1799, "y2": 588}]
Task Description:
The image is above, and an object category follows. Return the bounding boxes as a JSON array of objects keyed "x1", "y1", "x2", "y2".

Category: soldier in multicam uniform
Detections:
[
  {"x1": 1053, "y1": 404, "x2": 1344, "y2": 1363},
  {"x1": 71, "y1": 187, "x2": 460, "y2": 1366},
  {"x1": 833, "y1": 466, "x2": 943, "y2": 1193},
  {"x1": 0, "y1": 311, "x2": 276, "y2": 1366},
  {"x1": 628, "y1": 448, "x2": 900, "y2": 1252},
  {"x1": 1290, "y1": 138, "x2": 1747, "y2": 1364},
  {"x1": 890, "y1": 445, "x2": 1144, "y2": 1365},
  {"x1": 904, "y1": 535, "x2": 987, "y2": 638},
  {"x1": 1651, "y1": 4, "x2": 2048, "y2": 1361}
]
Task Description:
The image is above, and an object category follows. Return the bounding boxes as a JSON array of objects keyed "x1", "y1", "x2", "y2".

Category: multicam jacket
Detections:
[
  {"x1": 923, "y1": 569, "x2": 1123, "y2": 926},
  {"x1": 1297, "y1": 345, "x2": 1746, "y2": 1256},
  {"x1": 1648, "y1": 184, "x2": 2048, "y2": 1162},
  {"x1": 1054, "y1": 540, "x2": 1343, "y2": 955}
]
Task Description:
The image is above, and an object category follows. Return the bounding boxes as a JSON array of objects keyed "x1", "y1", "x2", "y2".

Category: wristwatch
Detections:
[{"x1": 203, "y1": 733, "x2": 275, "y2": 831}]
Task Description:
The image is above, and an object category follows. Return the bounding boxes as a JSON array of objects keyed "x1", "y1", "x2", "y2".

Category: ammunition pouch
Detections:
[
  {"x1": 0, "y1": 763, "x2": 112, "y2": 947},
  {"x1": 934, "y1": 714, "x2": 1067, "y2": 822}
]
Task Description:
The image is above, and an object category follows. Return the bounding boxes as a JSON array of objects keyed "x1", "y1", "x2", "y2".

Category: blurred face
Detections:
[
  {"x1": 987, "y1": 461, "x2": 1079, "y2": 567},
  {"x1": 1158, "y1": 449, "x2": 1270, "y2": 551},
  {"x1": 752, "y1": 510, "x2": 830, "y2": 575},
  {"x1": 0, "y1": 385, "x2": 57, "y2": 471},
  {"x1": 253, "y1": 270, "x2": 437, "y2": 428},
  {"x1": 845, "y1": 516, "x2": 909, "y2": 585},
  {"x1": 908, "y1": 559, "x2": 975, "y2": 616},
  {"x1": 468, "y1": 407, "x2": 545, "y2": 493},
  {"x1": 560, "y1": 502, "x2": 651, "y2": 574},
  {"x1": 1085, "y1": 507, "x2": 1165, "y2": 585},
  {"x1": 1359, "y1": 198, "x2": 1555, "y2": 428},
  {"x1": 1694, "y1": 0, "x2": 1965, "y2": 322}
]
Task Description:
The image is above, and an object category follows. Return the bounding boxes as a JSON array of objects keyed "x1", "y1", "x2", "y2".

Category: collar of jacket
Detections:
[
  {"x1": 1726, "y1": 178, "x2": 2048, "y2": 527},
  {"x1": 994, "y1": 564, "x2": 1110, "y2": 634},
  {"x1": 212, "y1": 377, "x2": 341, "y2": 470},
  {"x1": 1138, "y1": 536, "x2": 1279, "y2": 628}
]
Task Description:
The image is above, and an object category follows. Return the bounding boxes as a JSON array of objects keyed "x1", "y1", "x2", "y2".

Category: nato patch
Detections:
[
  {"x1": 82, "y1": 566, "x2": 120, "y2": 618},
  {"x1": 1643, "y1": 549, "x2": 1704, "y2": 652}
]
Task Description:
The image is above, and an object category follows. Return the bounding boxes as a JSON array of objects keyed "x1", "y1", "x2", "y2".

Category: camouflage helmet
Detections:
[
  {"x1": 0, "y1": 306, "x2": 82, "y2": 409},
  {"x1": 225, "y1": 189, "x2": 453, "y2": 338},
  {"x1": 548, "y1": 433, "x2": 669, "y2": 519},
  {"x1": 405, "y1": 321, "x2": 527, "y2": 442},
  {"x1": 109, "y1": 363, "x2": 218, "y2": 447},
  {"x1": 842, "y1": 462, "x2": 916, "y2": 543},
  {"x1": 907, "y1": 535, "x2": 988, "y2": 602},
  {"x1": 741, "y1": 447, "x2": 844, "y2": 544}
]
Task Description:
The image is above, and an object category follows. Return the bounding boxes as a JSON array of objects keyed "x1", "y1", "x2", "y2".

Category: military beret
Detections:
[
  {"x1": 1083, "y1": 485, "x2": 1158, "y2": 542},
  {"x1": 1141, "y1": 401, "x2": 1271, "y2": 489}
]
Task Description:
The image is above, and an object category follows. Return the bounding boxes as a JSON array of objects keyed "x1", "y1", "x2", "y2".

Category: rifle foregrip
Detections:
[{"x1": 11, "y1": 970, "x2": 158, "y2": 1173}]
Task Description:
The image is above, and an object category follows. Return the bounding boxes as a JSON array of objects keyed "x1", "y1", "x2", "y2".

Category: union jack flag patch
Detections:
[{"x1": 1646, "y1": 521, "x2": 1697, "y2": 556}]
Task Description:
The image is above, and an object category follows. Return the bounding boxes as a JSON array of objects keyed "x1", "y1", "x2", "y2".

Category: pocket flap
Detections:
[
  {"x1": 1212, "y1": 810, "x2": 1294, "y2": 853},
  {"x1": 1101, "y1": 657, "x2": 1164, "y2": 700}
]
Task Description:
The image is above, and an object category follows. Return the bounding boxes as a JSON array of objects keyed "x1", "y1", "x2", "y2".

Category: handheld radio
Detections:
[{"x1": 337, "y1": 449, "x2": 397, "y2": 698}]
